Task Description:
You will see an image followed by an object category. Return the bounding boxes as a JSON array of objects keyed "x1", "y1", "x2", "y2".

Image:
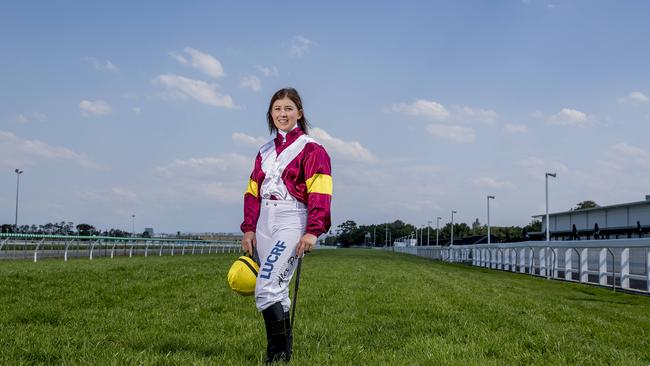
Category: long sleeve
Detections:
[
  {"x1": 240, "y1": 153, "x2": 265, "y2": 233},
  {"x1": 302, "y1": 144, "x2": 332, "y2": 237}
]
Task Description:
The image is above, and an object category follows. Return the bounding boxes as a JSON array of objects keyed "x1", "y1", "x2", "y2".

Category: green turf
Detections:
[{"x1": 0, "y1": 249, "x2": 648, "y2": 365}]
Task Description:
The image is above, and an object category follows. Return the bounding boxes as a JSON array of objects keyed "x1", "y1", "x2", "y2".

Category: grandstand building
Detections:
[{"x1": 531, "y1": 195, "x2": 650, "y2": 240}]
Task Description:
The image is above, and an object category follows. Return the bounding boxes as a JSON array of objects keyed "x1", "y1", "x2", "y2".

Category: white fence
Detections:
[
  {"x1": 0, "y1": 236, "x2": 241, "y2": 262},
  {"x1": 389, "y1": 238, "x2": 650, "y2": 294}
]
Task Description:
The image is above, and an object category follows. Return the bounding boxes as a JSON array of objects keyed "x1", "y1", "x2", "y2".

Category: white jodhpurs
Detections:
[{"x1": 255, "y1": 199, "x2": 307, "y2": 312}]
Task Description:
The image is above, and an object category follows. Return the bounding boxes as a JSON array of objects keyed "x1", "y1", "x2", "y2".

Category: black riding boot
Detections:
[{"x1": 262, "y1": 302, "x2": 291, "y2": 364}]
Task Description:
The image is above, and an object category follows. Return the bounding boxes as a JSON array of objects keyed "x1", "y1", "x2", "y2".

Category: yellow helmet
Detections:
[{"x1": 227, "y1": 256, "x2": 259, "y2": 296}]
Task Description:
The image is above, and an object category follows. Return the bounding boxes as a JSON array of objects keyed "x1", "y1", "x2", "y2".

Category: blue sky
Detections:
[{"x1": 2, "y1": 1, "x2": 650, "y2": 234}]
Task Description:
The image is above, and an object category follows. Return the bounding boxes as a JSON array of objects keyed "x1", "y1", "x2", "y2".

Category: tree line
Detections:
[
  {"x1": 323, "y1": 219, "x2": 542, "y2": 247},
  {"x1": 323, "y1": 200, "x2": 598, "y2": 247},
  {"x1": 1, "y1": 222, "x2": 148, "y2": 238}
]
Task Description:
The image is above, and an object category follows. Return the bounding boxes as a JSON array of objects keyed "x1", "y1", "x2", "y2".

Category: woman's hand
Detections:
[
  {"x1": 296, "y1": 233, "x2": 317, "y2": 257},
  {"x1": 242, "y1": 231, "x2": 256, "y2": 256}
]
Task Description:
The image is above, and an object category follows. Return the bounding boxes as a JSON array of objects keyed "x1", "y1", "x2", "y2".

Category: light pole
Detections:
[
  {"x1": 420, "y1": 225, "x2": 425, "y2": 246},
  {"x1": 131, "y1": 214, "x2": 136, "y2": 238},
  {"x1": 436, "y1": 217, "x2": 442, "y2": 246},
  {"x1": 545, "y1": 173, "x2": 556, "y2": 280},
  {"x1": 451, "y1": 210, "x2": 457, "y2": 246},
  {"x1": 545, "y1": 173, "x2": 556, "y2": 242},
  {"x1": 427, "y1": 220, "x2": 432, "y2": 246},
  {"x1": 14, "y1": 169, "x2": 23, "y2": 231},
  {"x1": 487, "y1": 195, "x2": 495, "y2": 244}
]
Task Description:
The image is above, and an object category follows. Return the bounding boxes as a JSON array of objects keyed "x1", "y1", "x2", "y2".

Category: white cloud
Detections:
[
  {"x1": 240, "y1": 75, "x2": 262, "y2": 92},
  {"x1": 607, "y1": 142, "x2": 650, "y2": 168},
  {"x1": 171, "y1": 47, "x2": 225, "y2": 79},
  {"x1": 79, "y1": 100, "x2": 112, "y2": 116},
  {"x1": 16, "y1": 112, "x2": 48, "y2": 123},
  {"x1": 518, "y1": 156, "x2": 569, "y2": 178},
  {"x1": 232, "y1": 132, "x2": 267, "y2": 148},
  {"x1": 453, "y1": 105, "x2": 498, "y2": 124},
  {"x1": 426, "y1": 124, "x2": 476, "y2": 143},
  {"x1": 80, "y1": 186, "x2": 138, "y2": 203},
  {"x1": 473, "y1": 177, "x2": 516, "y2": 190},
  {"x1": 547, "y1": 108, "x2": 590, "y2": 127},
  {"x1": 290, "y1": 35, "x2": 313, "y2": 57},
  {"x1": 0, "y1": 130, "x2": 101, "y2": 169},
  {"x1": 156, "y1": 153, "x2": 250, "y2": 178},
  {"x1": 391, "y1": 99, "x2": 450, "y2": 120},
  {"x1": 133, "y1": 107, "x2": 141, "y2": 114},
  {"x1": 169, "y1": 52, "x2": 187, "y2": 64},
  {"x1": 81, "y1": 57, "x2": 119, "y2": 72},
  {"x1": 531, "y1": 110, "x2": 544, "y2": 119},
  {"x1": 502, "y1": 123, "x2": 528, "y2": 133},
  {"x1": 111, "y1": 186, "x2": 137, "y2": 201},
  {"x1": 32, "y1": 112, "x2": 48, "y2": 122},
  {"x1": 256, "y1": 65, "x2": 279, "y2": 77},
  {"x1": 154, "y1": 153, "x2": 251, "y2": 203},
  {"x1": 153, "y1": 73, "x2": 235, "y2": 109},
  {"x1": 618, "y1": 91, "x2": 649, "y2": 104},
  {"x1": 310, "y1": 127, "x2": 376, "y2": 162}
]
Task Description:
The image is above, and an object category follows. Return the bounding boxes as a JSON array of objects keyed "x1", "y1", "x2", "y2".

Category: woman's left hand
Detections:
[{"x1": 296, "y1": 233, "x2": 317, "y2": 257}]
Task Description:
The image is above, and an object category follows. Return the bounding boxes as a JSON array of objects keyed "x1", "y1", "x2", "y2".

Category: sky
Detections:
[{"x1": 1, "y1": 0, "x2": 650, "y2": 235}]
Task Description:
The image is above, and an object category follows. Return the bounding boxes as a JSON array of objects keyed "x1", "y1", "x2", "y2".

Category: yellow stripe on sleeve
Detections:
[
  {"x1": 305, "y1": 174, "x2": 333, "y2": 195},
  {"x1": 245, "y1": 179, "x2": 259, "y2": 198}
]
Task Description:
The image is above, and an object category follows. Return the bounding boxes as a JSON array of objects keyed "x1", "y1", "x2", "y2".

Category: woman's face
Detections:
[{"x1": 271, "y1": 97, "x2": 302, "y2": 132}]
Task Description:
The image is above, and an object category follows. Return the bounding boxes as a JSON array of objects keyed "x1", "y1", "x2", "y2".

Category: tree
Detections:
[
  {"x1": 524, "y1": 219, "x2": 542, "y2": 233},
  {"x1": 76, "y1": 224, "x2": 98, "y2": 237},
  {"x1": 336, "y1": 220, "x2": 364, "y2": 246},
  {"x1": 572, "y1": 200, "x2": 599, "y2": 211}
]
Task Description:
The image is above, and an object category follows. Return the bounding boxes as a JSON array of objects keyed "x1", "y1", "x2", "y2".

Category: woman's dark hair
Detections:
[{"x1": 267, "y1": 87, "x2": 310, "y2": 134}]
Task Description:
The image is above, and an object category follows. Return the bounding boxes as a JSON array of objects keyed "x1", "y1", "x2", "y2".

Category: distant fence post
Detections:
[
  {"x1": 599, "y1": 248, "x2": 608, "y2": 286},
  {"x1": 552, "y1": 248, "x2": 559, "y2": 278},
  {"x1": 620, "y1": 248, "x2": 630, "y2": 290},
  {"x1": 565, "y1": 248, "x2": 572, "y2": 280},
  {"x1": 580, "y1": 248, "x2": 589, "y2": 283},
  {"x1": 34, "y1": 239, "x2": 44, "y2": 262},
  {"x1": 647, "y1": 249, "x2": 650, "y2": 292},
  {"x1": 65, "y1": 240, "x2": 71, "y2": 261}
]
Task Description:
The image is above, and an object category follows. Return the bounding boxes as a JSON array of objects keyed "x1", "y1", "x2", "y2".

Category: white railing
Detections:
[
  {"x1": 0, "y1": 237, "x2": 241, "y2": 262},
  {"x1": 389, "y1": 239, "x2": 650, "y2": 294}
]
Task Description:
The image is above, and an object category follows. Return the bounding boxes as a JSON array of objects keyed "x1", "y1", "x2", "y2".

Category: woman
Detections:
[{"x1": 240, "y1": 87, "x2": 332, "y2": 363}]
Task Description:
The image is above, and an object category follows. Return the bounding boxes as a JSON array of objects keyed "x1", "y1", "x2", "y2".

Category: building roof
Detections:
[{"x1": 532, "y1": 196, "x2": 650, "y2": 218}]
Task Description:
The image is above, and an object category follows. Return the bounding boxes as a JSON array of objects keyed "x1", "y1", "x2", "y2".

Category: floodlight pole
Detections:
[
  {"x1": 545, "y1": 172, "x2": 556, "y2": 280},
  {"x1": 487, "y1": 195, "x2": 495, "y2": 244},
  {"x1": 427, "y1": 220, "x2": 432, "y2": 246},
  {"x1": 436, "y1": 217, "x2": 441, "y2": 246},
  {"x1": 420, "y1": 225, "x2": 424, "y2": 246},
  {"x1": 14, "y1": 169, "x2": 23, "y2": 231},
  {"x1": 545, "y1": 173, "x2": 556, "y2": 242},
  {"x1": 451, "y1": 210, "x2": 457, "y2": 246},
  {"x1": 132, "y1": 214, "x2": 136, "y2": 238}
]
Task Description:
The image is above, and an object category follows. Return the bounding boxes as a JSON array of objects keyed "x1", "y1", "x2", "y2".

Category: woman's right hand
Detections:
[{"x1": 242, "y1": 231, "x2": 256, "y2": 256}]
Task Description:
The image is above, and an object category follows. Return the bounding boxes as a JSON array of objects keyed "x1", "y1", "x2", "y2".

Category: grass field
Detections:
[{"x1": 1, "y1": 249, "x2": 649, "y2": 365}]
